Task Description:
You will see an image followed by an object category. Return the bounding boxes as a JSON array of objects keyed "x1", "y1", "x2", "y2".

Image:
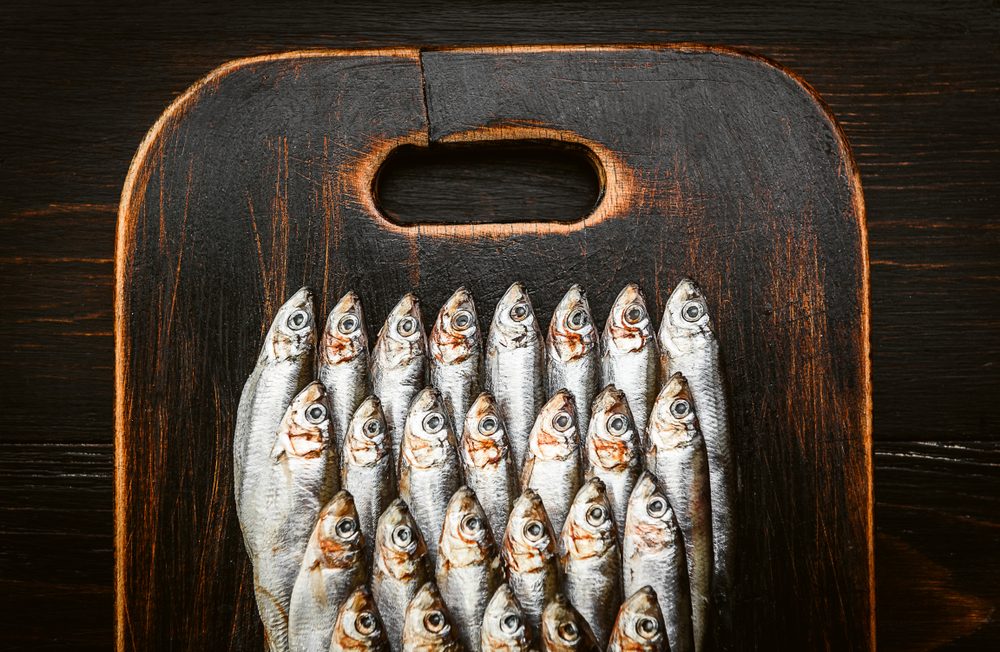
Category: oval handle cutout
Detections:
[{"x1": 373, "y1": 140, "x2": 604, "y2": 226}]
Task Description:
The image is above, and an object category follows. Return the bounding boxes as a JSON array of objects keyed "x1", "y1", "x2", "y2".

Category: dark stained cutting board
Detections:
[{"x1": 115, "y1": 45, "x2": 871, "y2": 651}]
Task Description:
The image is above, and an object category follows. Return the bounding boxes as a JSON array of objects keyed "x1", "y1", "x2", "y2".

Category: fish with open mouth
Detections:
[
  {"x1": 331, "y1": 585, "x2": 391, "y2": 652},
  {"x1": 459, "y1": 392, "x2": 518, "y2": 543},
  {"x1": 541, "y1": 595, "x2": 601, "y2": 652},
  {"x1": 430, "y1": 287, "x2": 483, "y2": 432},
  {"x1": 521, "y1": 390, "x2": 582, "y2": 538},
  {"x1": 402, "y1": 582, "x2": 463, "y2": 652},
  {"x1": 481, "y1": 584, "x2": 535, "y2": 652},
  {"x1": 546, "y1": 285, "x2": 599, "y2": 441},
  {"x1": 607, "y1": 587, "x2": 669, "y2": 652},
  {"x1": 320, "y1": 290, "x2": 370, "y2": 454},
  {"x1": 501, "y1": 488, "x2": 561, "y2": 635}
]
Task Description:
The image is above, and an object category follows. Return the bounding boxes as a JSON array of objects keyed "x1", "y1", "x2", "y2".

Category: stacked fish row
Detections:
[{"x1": 234, "y1": 280, "x2": 732, "y2": 652}]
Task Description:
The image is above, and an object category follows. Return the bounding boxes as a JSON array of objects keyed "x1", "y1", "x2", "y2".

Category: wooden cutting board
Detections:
[{"x1": 115, "y1": 45, "x2": 871, "y2": 651}]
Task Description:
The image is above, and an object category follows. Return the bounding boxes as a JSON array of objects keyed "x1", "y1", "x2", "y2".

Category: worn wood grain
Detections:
[{"x1": 0, "y1": 1, "x2": 996, "y2": 650}]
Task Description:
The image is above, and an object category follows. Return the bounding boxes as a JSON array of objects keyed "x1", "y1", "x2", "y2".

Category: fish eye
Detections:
[
  {"x1": 558, "y1": 622, "x2": 579, "y2": 642},
  {"x1": 669, "y1": 399, "x2": 691, "y2": 419},
  {"x1": 424, "y1": 611, "x2": 446, "y2": 633},
  {"x1": 397, "y1": 316, "x2": 419, "y2": 337},
  {"x1": 681, "y1": 300, "x2": 706, "y2": 323},
  {"x1": 336, "y1": 518, "x2": 358, "y2": 537},
  {"x1": 479, "y1": 415, "x2": 499, "y2": 435},
  {"x1": 452, "y1": 310, "x2": 474, "y2": 331},
  {"x1": 338, "y1": 314, "x2": 359, "y2": 334},
  {"x1": 500, "y1": 613, "x2": 522, "y2": 634},
  {"x1": 391, "y1": 525, "x2": 413, "y2": 548},
  {"x1": 422, "y1": 412, "x2": 445, "y2": 434},
  {"x1": 607, "y1": 414, "x2": 629, "y2": 435},
  {"x1": 636, "y1": 617, "x2": 659, "y2": 639},
  {"x1": 623, "y1": 303, "x2": 645, "y2": 325},
  {"x1": 523, "y1": 520, "x2": 545, "y2": 542},
  {"x1": 305, "y1": 403, "x2": 327, "y2": 424},
  {"x1": 552, "y1": 412, "x2": 572, "y2": 432},
  {"x1": 509, "y1": 303, "x2": 530, "y2": 322},
  {"x1": 647, "y1": 496, "x2": 668, "y2": 518},
  {"x1": 567, "y1": 308, "x2": 589, "y2": 330},
  {"x1": 356, "y1": 611, "x2": 377, "y2": 635},
  {"x1": 585, "y1": 505, "x2": 607, "y2": 527},
  {"x1": 287, "y1": 309, "x2": 310, "y2": 331},
  {"x1": 364, "y1": 418, "x2": 383, "y2": 437},
  {"x1": 461, "y1": 514, "x2": 482, "y2": 535}
]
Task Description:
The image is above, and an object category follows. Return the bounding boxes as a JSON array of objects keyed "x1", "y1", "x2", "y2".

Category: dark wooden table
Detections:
[{"x1": 1, "y1": 2, "x2": 996, "y2": 649}]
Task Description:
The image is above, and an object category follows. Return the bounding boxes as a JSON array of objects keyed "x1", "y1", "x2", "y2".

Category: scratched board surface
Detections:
[{"x1": 115, "y1": 46, "x2": 870, "y2": 650}]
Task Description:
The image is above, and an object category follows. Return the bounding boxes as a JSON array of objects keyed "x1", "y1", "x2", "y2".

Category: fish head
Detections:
[
  {"x1": 430, "y1": 287, "x2": 481, "y2": 365},
  {"x1": 315, "y1": 490, "x2": 365, "y2": 568},
  {"x1": 503, "y1": 489, "x2": 557, "y2": 571},
  {"x1": 542, "y1": 594, "x2": 599, "y2": 652},
  {"x1": 344, "y1": 396, "x2": 388, "y2": 466},
  {"x1": 647, "y1": 373, "x2": 700, "y2": 450},
  {"x1": 439, "y1": 486, "x2": 495, "y2": 567},
  {"x1": 611, "y1": 586, "x2": 667, "y2": 651},
  {"x1": 587, "y1": 385, "x2": 638, "y2": 471},
  {"x1": 490, "y1": 282, "x2": 541, "y2": 347},
  {"x1": 562, "y1": 478, "x2": 617, "y2": 558},
  {"x1": 402, "y1": 387, "x2": 454, "y2": 468},
  {"x1": 333, "y1": 586, "x2": 389, "y2": 652},
  {"x1": 375, "y1": 499, "x2": 428, "y2": 578},
  {"x1": 624, "y1": 472, "x2": 677, "y2": 551},
  {"x1": 528, "y1": 390, "x2": 579, "y2": 461},
  {"x1": 403, "y1": 582, "x2": 457, "y2": 648},
  {"x1": 376, "y1": 293, "x2": 426, "y2": 364},
  {"x1": 273, "y1": 381, "x2": 331, "y2": 460},
  {"x1": 322, "y1": 290, "x2": 368, "y2": 366},
  {"x1": 461, "y1": 392, "x2": 510, "y2": 467},
  {"x1": 548, "y1": 284, "x2": 598, "y2": 361},
  {"x1": 659, "y1": 278, "x2": 714, "y2": 358},
  {"x1": 482, "y1": 584, "x2": 531, "y2": 650},
  {"x1": 266, "y1": 287, "x2": 316, "y2": 362},
  {"x1": 604, "y1": 284, "x2": 654, "y2": 354}
]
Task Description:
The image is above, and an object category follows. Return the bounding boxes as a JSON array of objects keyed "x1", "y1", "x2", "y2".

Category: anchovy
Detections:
[
  {"x1": 235, "y1": 287, "x2": 316, "y2": 552},
  {"x1": 430, "y1": 287, "x2": 483, "y2": 432},
  {"x1": 584, "y1": 384, "x2": 642, "y2": 548},
  {"x1": 398, "y1": 387, "x2": 462, "y2": 568},
  {"x1": 600, "y1": 284, "x2": 658, "y2": 446},
  {"x1": 646, "y1": 374, "x2": 713, "y2": 652},
  {"x1": 520, "y1": 390, "x2": 582, "y2": 538},
  {"x1": 249, "y1": 381, "x2": 337, "y2": 652},
  {"x1": 288, "y1": 491, "x2": 367, "y2": 652},
  {"x1": 501, "y1": 489, "x2": 561, "y2": 636},
  {"x1": 320, "y1": 290, "x2": 370, "y2": 454},
  {"x1": 459, "y1": 392, "x2": 518, "y2": 543},
  {"x1": 540, "y1": 594, "x2": 601, "y2": 652},
  {"x1": 485, "y1": 282, "x2": 545, "y2": 473},
  {"x1": 331, "y1": 585, "x2": 391, "y2": 652},
  {"x1": 372, "y1": 293, "x2": 427, "y2": 466},
  {"x1": 607, "y1": 587, "x2": 669, "y2": 652},
  {"x1": 372, "y1": 499, "x2": 433, "y2": 652},
  {"x1": 658, "y1": 279, "x2": 734, "y2": 632},
  {"x1": 546, "y1": 285, "x2": 599, "y2": 441},
  {"x1": 558, "y1": 478, "x2": 622, "y2": 648},
  {"x1": 481, "y1": 584, "x2": 535, "y2": 652},
  {"x1": 402, "y1": 582, "x2": 463, "y2": 652},
  {"x1": 623, "y1": 472, "x2": 693, "y2": 652},
  {"x1": 436, "y1": 487, "x2": 505, "y2": 652},
  {"x1": 342, "y1": 396, "x2": 395, "y2": 569}
]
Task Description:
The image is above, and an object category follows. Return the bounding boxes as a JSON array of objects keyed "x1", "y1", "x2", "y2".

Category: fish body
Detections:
[
  {"x1": 540, "y1": 595, "x2": 601, "y2": 652},
  {"x1": 342, "y1": 396, "x2": 395, "y2": 568},
  {"x1": 607, "y1": 587, "x2": 669, "y2": 652},
  {"x1": 430, "y1": 287, "x2": 483, "y2": 432},
  {"x1": 402, "y1": 582, "x2": 464, "y2": 652},
  {"x1": 600, "y1": 284, "x2": 658, "y2": 445},
  {"x1": 320, "y1": 290, "x2": 370, "y2": 454},
  {"x1": 436, "y1": 487, "x2": 504, "y2": 652},
  {"x1": 646, "y1": 374, "x2": 713, "y2": 652},
  {"x1": 459, "y1": 392, "x2": 518, "y2": 543},
  {"x1": 558, "y1": 478, "x2": 622, "y2": 648},
  {"x1": 398, "y1": 387, "x2": 462, "y2": 567},
  {"x1": 481, "y1": 584, "x2": 535, "y2": 652},
  {"x1": 372, "y1": 499, "x2": 433, "y2": 652},
  {"x1": 485, "y1": 283, "x2": 545, "y2": 473},
  {"x1": 288, "y1": 491, "x2": 367, "y2": 652},
  {"x1": 331, "y1": 585, "x2": 391, "y2": 652},
  {"x1": 520, "y1": 390, "x2": 582, "y2": 538},
  {"x1": 584, "y1": 385, "x2": 642, "y2": 547},
  {"x1": 546, "y1": 285, "x2": 599, "y2": 442},
  {"x1": 623, "y1": 472, "x2": 693, "y2": 652},
  {"x1": 658, "y1": 279, "x2": 734, "y2": 631},
  {"x1": 372, "y1": 293, "x2": 427, "y2": 466},
  {"x1": 501, "y1": 489, "x2": 561, "y2": 636}
]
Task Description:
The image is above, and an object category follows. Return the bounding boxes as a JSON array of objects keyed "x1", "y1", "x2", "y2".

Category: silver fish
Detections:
[
  {"x1": 430, "y1": 287, "x2": 483, "y2": 432},
  {"x1": 331, "y1": 585, "x2": 391, "y2": 652},
  {"x1": 372, "y1": 499, "x2": 433, "y2": 652},
  {"x1": 402, "y1": 582, "x2": 463, "y2": 652},
  {"x1": 623, "y1": 472, "x2": 693, "y2": 652},
  {"x1": 646, "y1": 374, "x2": 712, "y2": 652},
  {"x1": 288, "y1": 491, "x2": 367, "y2": 652},
  {"x1": 546, "y1": 285, "x2": 599, "y2": 442},
  {"x1": 372, "y1": 293, "x2": 427, "y2": 466},
  {"x1": 520, "y1": 390, "x2": 582, "y2": 538},
  {"x1": 607, "y1": 587, "x2": 669, "y2": 652},
  {"x1": 600, "y1": 284, "x2": 658, "y2": 445},
  {"x1": 235, "y1": 286, "x2": 316, "y2": 551},
  {"x1": 485, "y1": 282, "x2": 545, "y2": 473},
  {"x1": 658, "y1": 279, "x2": 733, "y2": 630},
  {"x1": 398, "y1": 387, "x2": 462, "y2": 568},
  {"x1": 341, "y1": 396, "x2": 395, "y2": 568},
  {"x1": 320, "y1": 290, "x2": 370, "y2": 454},
  {"x1": 459, "y1": 392, "x2": 518, "y2": 543},
  {"x1": 584, "y1": 384, "x2": 642, "y2": 548},
  {"x1": 540, "y1": 595, "x2": 601, "y2": 652},
  {"x1": 558, "y1": 478, "x2": 622, "y2": 648},
  {"x1": 436, "y1": 487, "x2": 505, "y2": 652},
  {"x1": 501, "y1": 489, "x2": 561, "y2": 635},
  {"x1": 481, "y1": 584, "x2": 534, "y2": 652},
  {"x1": 250, "y1": 381, "x2": 337, "y2": 652}
]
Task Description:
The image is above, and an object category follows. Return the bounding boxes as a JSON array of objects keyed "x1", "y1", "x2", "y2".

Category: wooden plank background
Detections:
[{"x1": 0, "y1": 2, "x2": 996, "y2": 650}]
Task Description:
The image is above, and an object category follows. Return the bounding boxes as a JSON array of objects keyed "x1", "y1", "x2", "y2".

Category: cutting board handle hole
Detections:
[{"x1": 372, "y1": 140, "x2": 604, "y2": 226}]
